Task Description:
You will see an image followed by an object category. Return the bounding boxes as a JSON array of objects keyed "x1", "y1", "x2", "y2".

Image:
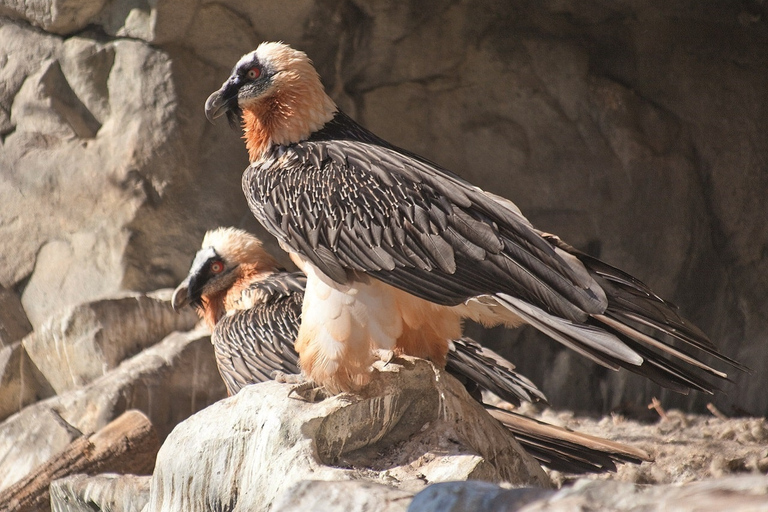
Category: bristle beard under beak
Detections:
[{"x1": 226, "y1": 107, "x2": 243, "y2": 129}]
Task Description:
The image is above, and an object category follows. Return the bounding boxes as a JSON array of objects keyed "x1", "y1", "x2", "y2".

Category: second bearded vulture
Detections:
[{"x1": 205, "y1": 42, "x2": 744, "y2": 394}]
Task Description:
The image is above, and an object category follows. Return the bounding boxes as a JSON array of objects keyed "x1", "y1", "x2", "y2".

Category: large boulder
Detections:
[{"x1": 145, "y1": 357, "x2": 550, "y2": 512}]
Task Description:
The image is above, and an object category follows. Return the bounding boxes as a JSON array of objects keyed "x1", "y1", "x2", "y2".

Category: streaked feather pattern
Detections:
[
  {"x1": 210, "y1": 42, "x2": 742, "y2": 398},
  {"x1": 213, "y1": 273, "x2": 304, "y2": 393}
]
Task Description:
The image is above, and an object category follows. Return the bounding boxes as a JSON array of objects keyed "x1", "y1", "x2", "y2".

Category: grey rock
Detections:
[
  {"x1": 273, "y1": 481, "x2": 414, "y2": 512},
  {"x1": 1, "y1": 24, "x2": 185, "y2": 318},
  {"x1": 518, "y1": 475, "x2": 768, "y2": 512},
  {"x1": 0, "y1": 342, "x2": 53, "y2": 422},
  {"x1": 145, "y1": 357, "x2": 550, "y2": 512},
  {"x1": 0, "y1": 406, "x2": 82, "y2": 491},
  {"x1": 60, "y1": 37, "x2": 115, "y2": 124},
  {"x1": 50, "y1": 473, "x2": 151, "y2": 512},
  {"x1": 0, "y1": 286, "x2": 32, "y2": 347},
  {"x1": 19, "y1": 231, "x2": 130, "y2": 329},
  {"x1": 53, "y1": 328, "x2": 226, "y2": 439},
  {"x1": 23, "y1": 291, "x2": 198, "y2": 394},
  {"x1": 408, "y1": 482, "x2": 554, "y2": 512},
  {"x1": 181, "y1": 3, "x2": 258, "y2": 66},
  {"x1": 0, "y1": 328, "x2": 225, "y2": 492},
  {"x1": 406, "y1": 475, "x2": 768, "y2": 512},
  {"x1": 0, "y1": 0, "x2": 106, "y2": 35}
]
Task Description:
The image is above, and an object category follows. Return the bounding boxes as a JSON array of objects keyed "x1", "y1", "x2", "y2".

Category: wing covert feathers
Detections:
[{"x1": 212, "y1": 274, "x2": 304, "y2": 395}]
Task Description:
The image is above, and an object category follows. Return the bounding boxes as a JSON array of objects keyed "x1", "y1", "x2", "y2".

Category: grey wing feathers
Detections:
[
  {"x1": 244, "y1": 139, "x2": 606, "y2": 322},
  {"x1": 446, "y1": 337, "x2": 547, "y2": 406},
  {"x1": 212, "y1": 280, "x2": 302, "y2": 395}
]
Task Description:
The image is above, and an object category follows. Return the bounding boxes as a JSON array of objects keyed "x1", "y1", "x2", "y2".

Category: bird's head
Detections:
[
  {"x1": 172, "y1": 227, "x2": 279, "y2": 325},
  {"x1": 205, "y1": 42, "x2": 337, "y2": 161}
]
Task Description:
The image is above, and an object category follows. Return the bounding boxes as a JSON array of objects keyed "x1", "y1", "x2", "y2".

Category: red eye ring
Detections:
[
  {"x1": 246, "y1": 67, "x2": 261, "y2": 80},
  {"x1": 210, "y1": 261, "x2": 225, "y2": 274}
]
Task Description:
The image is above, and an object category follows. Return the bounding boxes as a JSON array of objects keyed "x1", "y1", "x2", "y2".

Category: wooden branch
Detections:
[{"x1": 0, "y1": 409, "x2": 159, "y2": 512}]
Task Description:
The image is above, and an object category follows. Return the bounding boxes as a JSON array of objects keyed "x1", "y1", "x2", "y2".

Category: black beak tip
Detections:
[
  {"x1": 204, "y1": 90, "x2": 224, "y2": 124},
  {"x1": 171, "y1": 283, "x2": 190, "y2": 312}
]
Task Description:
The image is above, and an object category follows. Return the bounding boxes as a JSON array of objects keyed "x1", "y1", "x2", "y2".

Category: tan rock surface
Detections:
[{"x1": 146, "y1": 358, "x2": 549, "y2": 512}]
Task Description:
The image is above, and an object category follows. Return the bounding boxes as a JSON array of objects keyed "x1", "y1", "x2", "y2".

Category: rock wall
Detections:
[{"x1": 1, "y1": 0, "x2": 766, "y2": 415}]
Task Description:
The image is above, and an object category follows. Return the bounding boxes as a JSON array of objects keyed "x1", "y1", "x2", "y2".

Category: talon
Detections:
[{"x1": 374, "y1": 349, "x2": 395, "y2": 366}]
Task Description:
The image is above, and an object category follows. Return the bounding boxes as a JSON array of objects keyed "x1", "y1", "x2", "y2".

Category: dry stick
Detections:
[
  {"x1": 0, "y1": 409, "x2": 159, "y2": 512},
  {"x1": 648, "y1": 397, "x2": 668, "y2": 421},
  {"x1": 707, "y1": 403, "x2": 729, "y2": 420}
]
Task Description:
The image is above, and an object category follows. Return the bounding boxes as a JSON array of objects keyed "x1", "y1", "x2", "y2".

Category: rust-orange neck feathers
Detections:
[
  {"x1": 198, "y1": 262, "x2": 276, "y2": 331},
  {"x1": 240, "y1": 54, "x2": 336, "y2": 162},
  {"x1": 194, "y1": 227, "x2": 281, "y2": 330}
]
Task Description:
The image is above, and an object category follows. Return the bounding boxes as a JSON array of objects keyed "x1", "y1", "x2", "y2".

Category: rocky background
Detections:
[
  {"x1": 1, "y1": 0, "x2": 767, "y2": 417},
  {"x1": 1, "y1": 1, "x2": 768, "y2": 510}
]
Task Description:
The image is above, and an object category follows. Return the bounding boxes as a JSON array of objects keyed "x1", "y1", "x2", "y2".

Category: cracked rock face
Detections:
[
  {"x1": 145, "y1": 358, "x2": 550, "y2": 512},
  {"x1": 0, "y1": 1, "x2": 766, "y2": 417}
]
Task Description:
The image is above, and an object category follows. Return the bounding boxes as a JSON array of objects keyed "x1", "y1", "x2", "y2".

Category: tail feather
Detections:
[
  {"x1": 524, "y1": 232, "x2": 747, "y2": 395},
  {"x1": 496, "y1": 294, "x2": 642, "y2": 367},
  {"x1": 609, "y1": 309, "x2": 749, "y2": 373},
  {"x1": 487, "y1": 406, "x2": 651, "y2": 473},
  {"x1": 594, "y1": 313, "x2": 727, "y2": 379},
  {"x1": 611, "y1": 338, "x2": 722, "y2": 394}
]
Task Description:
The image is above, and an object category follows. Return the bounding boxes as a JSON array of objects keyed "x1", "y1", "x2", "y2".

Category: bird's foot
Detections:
[
  {"x1": 374, "y1": 349, "x2": 396, "y2": 366},
  {"x1": 271, "y1": 371, "x2": 330, "y2": 402},
  {"x1": 288, "y1": 380, "x2": 333, "y2": 402}
]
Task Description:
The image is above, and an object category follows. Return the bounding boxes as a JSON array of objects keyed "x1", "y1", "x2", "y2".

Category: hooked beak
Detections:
[
  {"x1": 204, "y1": 90, "x2": 228, "y2": 123},
  {"x1": 205, "y1": 77, "x2": 241, "y2": 123},
  {"x1": 171, "y1": 277, "x2": 191, "y2": 312}
]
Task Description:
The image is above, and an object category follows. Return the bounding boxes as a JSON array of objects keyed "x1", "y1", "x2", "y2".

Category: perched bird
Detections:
[
  {"x1": 172, "y1": 227, "x2": 544, "y2": 405},
  {"x1": 204, "y1": 42, "x2": 744, "y2": 394},
  {"x1": 172, "y1": 227, "x2": 648, "y2": 473}
]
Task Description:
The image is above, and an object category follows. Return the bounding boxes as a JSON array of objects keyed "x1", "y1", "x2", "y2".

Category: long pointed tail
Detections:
[
  {"x1": 520, "y1": 233, "x2": 750, "y2": 394},
  {"x1": 487, "y1": 405, "x2": 651, "y2": 473}
]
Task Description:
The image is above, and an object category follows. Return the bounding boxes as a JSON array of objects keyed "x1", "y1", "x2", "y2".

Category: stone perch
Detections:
[{"x1": 145, "y1": 357, "x2": 550, "y2": 512}]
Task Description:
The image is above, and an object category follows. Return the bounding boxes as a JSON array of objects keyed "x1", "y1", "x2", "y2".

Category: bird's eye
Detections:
[
  {"x1": 246, "y1": 67, "x2": 261, "y2": 80},
  {"x1": 210, "y1": 261, "x2": 225, "y2": 274}
]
